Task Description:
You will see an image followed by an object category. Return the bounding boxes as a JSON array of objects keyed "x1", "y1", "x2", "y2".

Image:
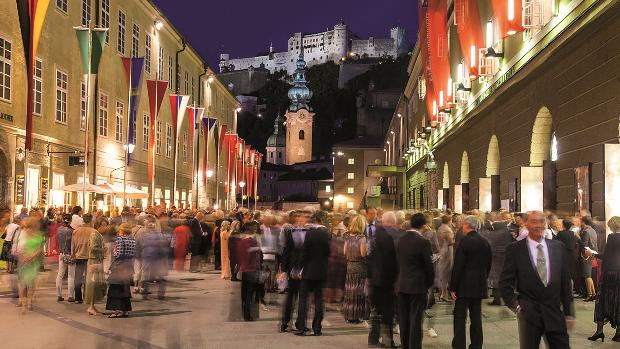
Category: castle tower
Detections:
[
  {"x1": 285, "y1": 51, "x2": 314, "y2": 165},
  {"x1": 266, "y1": 113, "x2": 286, "y2": 165}
]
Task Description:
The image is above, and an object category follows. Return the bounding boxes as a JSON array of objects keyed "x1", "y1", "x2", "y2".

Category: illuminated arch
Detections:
[
  {"x1": 529, "y1": 106, "x2": 553, "y2": 166},
  {"x1": 486, "y1": 135, "x2": 500, "y2": 177},
  {"x1": 460, "y1": 151, "x2": 470, "y2": 184},
  {"x1": 443, "y1": 162, "x2": 450, "y2": 189}
]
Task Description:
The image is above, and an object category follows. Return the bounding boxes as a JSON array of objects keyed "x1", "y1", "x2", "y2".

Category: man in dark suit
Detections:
[
  {"x1": 500, "y1": 211, "x2": 574, "y2": 349},
  {"x1": 279, "y1": 210, "x2": 306, "y2": 332},
  {"x1": 397, "y1": 213, "x2": 435, "y2": 349},
  {"x1": 367, "y1": 213, "x2": 399, "y2": 347},
  {"x1": 450, "y1": 215, "x2": 492, "y2": 349},
  {"x1": 295, "y1": 210, "x2": 331, "y2": 336},
  {"x1": 486, "y1": 212, "x2": 516, "y2": 305}
]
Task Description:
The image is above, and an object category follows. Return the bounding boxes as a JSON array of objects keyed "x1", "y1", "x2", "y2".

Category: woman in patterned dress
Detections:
[
  {"x1": 342, "y1": 214, "x2": 368, "y2": 323},
  {"x1": 106, "y1": 223, "x2": 136, "y2": 318}
]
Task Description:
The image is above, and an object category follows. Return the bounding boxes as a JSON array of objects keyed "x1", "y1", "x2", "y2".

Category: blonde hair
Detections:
[
  {"x1": 608, "y1": 216, "x2": 620, "y2": 232},
  {"x1": 221, "y1": 220, "x2": 230, "y2": 232},
  {"x1": 348, "y1": 215, "x2": 367, "y2": 236}
]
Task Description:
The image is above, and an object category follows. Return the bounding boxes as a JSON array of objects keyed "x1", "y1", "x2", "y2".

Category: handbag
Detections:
[
  {"x1": 0, "y1": 240, "x2": 12, "y2": 261},
  {"x1": 61, "y1": 254, "x2": 76, "y2": 264}
]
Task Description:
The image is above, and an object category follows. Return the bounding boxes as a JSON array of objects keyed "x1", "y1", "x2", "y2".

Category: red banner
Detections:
[
  {"x1": 492, "y1": 0, "x2": 524, "y2": 38},
  {"x1": 236, "y1": 139, "x2": 245, "y2": 191},
  {"x1": 225, "y1": 134, "x2": 238, "y2": 193},
  {"x1": 146, "y1": 80, "x2": 168, "y2": 183},
  {"x1": 454, "y1": 0, "x2": 485, "y2": 78}
]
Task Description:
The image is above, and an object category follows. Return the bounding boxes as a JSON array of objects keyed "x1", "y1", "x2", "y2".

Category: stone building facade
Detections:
[
  {"x1": 377, "y1": 0, "x2": 620, "y2": 222},
  {"x1": 219, "y1": 23, "x2": 408, "y2": 75},
  {"x1": 0, "y1": 0, "x2": 239, "y2": 213}
]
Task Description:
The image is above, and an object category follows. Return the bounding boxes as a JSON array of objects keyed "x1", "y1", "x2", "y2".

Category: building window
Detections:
[
  {"x1": 191, "y1": 76, "x2": 195, "y2": 101},
  {"x1": 168, "y1": 56, "x2": 173, "y2": 90},
  {"x1": 55, "y1": 0, "x2": 68, "y2": 13},
  {"x1": 81, "y1": 0, "x2": 91, "y2": 26},
  {"x1": 101, "y1": 0, "x2": 109, "y2": 43},
  {"x1": 98, "y1": 92, "x2": 108, "y2": 137},
  {"x1": 270, "y1": 152, "x2": 273, "y2": 159},
  {"x1": 347, "y1": 187, "x2": 354, "y2": 194},
  {"x1": 156, "y1": 121, "x2": 162, "y2": 155},
  {"x1": 325, "y1": 185, "x2": 331, "y2": 193},
  {"x1": 0, "y1": 37, "x2": 11, "y2": 102},
  {"x1": 142, "y1": 114, "x2": 149, "y2": 150},
  {"x1": 115, "y1": 101, "x2": 124, "y2": 142},
  {"x1": 145, "y1": 34, "x2": 151, "y2": 74},
  {"x1": 348, "y1": 158, "x2": 355, "y2": 165},
  {"x1": 131, "y1": 23, "x2": 139, "y2": 58},
  {"x1": 55, "y1": 69, "x2": 68, "y2": 124},
  {"x1": 117, "y1": 10, "x2": 126, "y2": 54},
  {"x1": 158, "y1": 47, "x2": 164, "y2": 79},
  {"x1": 33, "y1": 58, "x2": 42, "y2": 115},
  {"x1": 165, "y1": 123, "x2": 172, "y2": 158},
  {"x1": 347, "y1": 172, "x2": 354, "y2": 179},
  {"x1": 80, "y1": 80, "x2": 86, "y2": 130},
  {"x1": 347, "y1": 202, "x2": 354, "y2": 209},
  {"x1": 182, "y1": 132, "x2": 188, "y2": 162},
  {"x1": 299, "y1": 130, "x2": 305, "y2": 140},
  {"x1": 278, "y1": 152, "x2": 282, "y2": 159}
]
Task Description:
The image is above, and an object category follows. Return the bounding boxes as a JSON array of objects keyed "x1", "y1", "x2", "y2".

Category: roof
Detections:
[
  {"x1": 333, "y1": 136, "x2": 384, "y2": 148},
  {"x1": 277, "y1": 168, "x2": 333, "y2": 181}
]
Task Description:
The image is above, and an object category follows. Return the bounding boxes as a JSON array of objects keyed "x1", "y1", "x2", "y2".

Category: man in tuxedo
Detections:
[
  {"x1": 367, "y1": 212, "x2": 398, "y2": 347},
  {"x1": 397, "y1": 213, "x2": 435, "y2": 349},
  {"x1": 449, "y1": 216, "x2": 492, "y2": 349},
  {"x1": 499, "y1": 211, "x2": 574, "y2": 349},
  {"x1": 486, "y1": 211, "x2": 515, "y2": 306},
  {"x1": 295, "y1": 210, "x2": 331, "y2": 336},
  {"x1": 279, "y1": 210, "x2": 306, "y2": 332},
  {"x1": 365, "y1": 207, "x2": 378, "y2": 254}
]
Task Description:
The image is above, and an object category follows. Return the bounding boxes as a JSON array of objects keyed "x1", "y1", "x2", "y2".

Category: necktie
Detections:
[{"x1": 536, "y1": 244, "x2": 547, "y2": 286}]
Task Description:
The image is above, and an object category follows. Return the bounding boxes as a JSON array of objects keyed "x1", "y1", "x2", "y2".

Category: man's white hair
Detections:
[
  {"x1": 464, "y1": 215, "x2": 481, "y2": 231},
  {"x1": 382, "y1": 211, "x2": 397, "y2": 226}
]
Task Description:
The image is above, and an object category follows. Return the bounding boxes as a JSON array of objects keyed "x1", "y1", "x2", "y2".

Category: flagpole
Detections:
[
  {"x1": 82, "y1": 21, "x2": 92, "y2": 212},
  {"x1": 123, "y1": 61, "x2": 131, "y2": 207},
  {"x1": 191, "y1": 104, "x2": 197, "y2": 209},
  {"x1": 205, "y1": 121, "x2": 211, "y2": 208},
  {"x1": 215, "y1": 129, "x2": 219, "y2": 210}
]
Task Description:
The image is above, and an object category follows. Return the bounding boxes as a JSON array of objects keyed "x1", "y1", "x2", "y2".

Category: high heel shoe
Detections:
[
  {"x1": 587, "y1": 332, "x2": 605, "y2": 342},
  {"x1": 584, "y1": 295, "x2": 596, "y2": 302}
]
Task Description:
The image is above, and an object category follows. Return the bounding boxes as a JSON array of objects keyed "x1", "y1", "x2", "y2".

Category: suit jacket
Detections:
[
  {"x1": 499, "y1": 238, "x2": 574, "y2": 331},
  {"x1": 449, "y1": 231, "x2": 492, "y2": 299},
  {"x1": 367, "y1": 225, "x2": 398, "y2": 288},
  {"x1": 396, "y1": 231, "x2": 435, "y2": 294},
  {"x1": 301, "y1": 225, "x2": 331, "y2": 281},
  {"x1": 554, "y1": 229, "x2": 577, "y2": 254},
  {"x1": 281, "y1": 225, "x2": 304, "y2": 274}
]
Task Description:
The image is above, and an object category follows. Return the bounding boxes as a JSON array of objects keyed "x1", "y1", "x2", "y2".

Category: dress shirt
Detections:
[
  {"x1": 292, "y1": 227, "x2": 307, "y2": 248},
  {"x1": 517, "y1": 227, "x2": 529, "y2": 241},
  {"x1": 526, "y1": 236, "x2": 550, "y2": 286}
]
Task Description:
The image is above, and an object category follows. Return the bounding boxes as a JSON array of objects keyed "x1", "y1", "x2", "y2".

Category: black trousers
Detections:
[
  {"x1": 397, "y1": 293, "x2": 426, "y2": 349},
  {"x1": 369, "y1": 285, "x2": 395, "y2": 345},
  {"x1": 241, "y1": 272, "x2": 259, "y2": 320},
  {"x1": 73, "y1": 259, "x2": 88, "y2": 302},
  {"x1": 452, "y1": 298, "x2": 483, "y2": 349},
  {"x1": 281, "y1": 279, "x2": 301, "y2": 326},
  {"x1": 517, "y1": 311, "x2": 570, "y2": 349},
  {"x1": 296, "y1": 279, "x2": 325, "y2": 333}
]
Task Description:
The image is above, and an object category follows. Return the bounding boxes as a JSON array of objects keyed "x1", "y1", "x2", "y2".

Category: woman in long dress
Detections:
[
  {"x1": 172, "y1": 222, "x2": 190, "y2": 271},
  {"x1": 437, "y1": 215, "x2": 455, "y2": 302},
  {"x1": 342, "y1": 215, "x2": 367, "y2": 323},
  {"x1": 84, "y1": 226, "x2": 105, "y2": 315},
  {"x1": 325, "y1": 213, "x2": 347, "y2": 309},
  {"x1": 219, "y1": 221, "x2": 232, "y2": 279},
  {"x1": 588, "y1": 216, "x2": 620, "y2": 342},
  {"x1": 106, "y1": 223, "x2": 135, "y2": 318}
]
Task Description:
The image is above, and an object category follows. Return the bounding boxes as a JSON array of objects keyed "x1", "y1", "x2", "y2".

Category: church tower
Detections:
[
  {"x1": 285, "y1": 51, "x2": 314, "y2": 164},
  {"x1": 266, "y1": 113, "x2": 286, "y2": 164}
]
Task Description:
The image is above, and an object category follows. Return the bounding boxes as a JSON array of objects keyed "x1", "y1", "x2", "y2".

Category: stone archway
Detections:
[
  {"x1": 486, "y1": 135, "x2": 500, "y2": 177},
  {"x1": 460, "y1": 151, "x2": 470, "y2": 184},
  {"x1": 530, "y1": 106, "x2": 553, "y2": 166}
]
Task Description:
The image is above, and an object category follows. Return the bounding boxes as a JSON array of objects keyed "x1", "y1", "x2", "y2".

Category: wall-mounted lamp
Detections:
[{"x1": 154, "y1": 20, "x2": 164, "y2": 31}]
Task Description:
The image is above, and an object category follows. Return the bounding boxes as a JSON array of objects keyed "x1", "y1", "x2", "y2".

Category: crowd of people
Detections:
[{"x1": 1, "y1": 204, "x2": 620, "y2": 348}]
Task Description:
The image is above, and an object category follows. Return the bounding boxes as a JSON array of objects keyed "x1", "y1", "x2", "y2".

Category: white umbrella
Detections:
[
  {"x1": 98, "y1": 182, "x2": 149, "y2": 199},
  {"x1": 61, "y1": 182, "x2": 113, "y2": 194}
]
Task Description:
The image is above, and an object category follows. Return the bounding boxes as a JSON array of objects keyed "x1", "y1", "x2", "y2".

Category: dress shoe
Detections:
[
  {"x1": 294, "y1": 330, "x2": 306, "y2": 336},
  {"x1": 279, "y1": 324, "x2": 288, "y2": 333},
  {"x1": 587, "y1": 332, "x2": 604, "y2": 342},
  {"x1": 313, "y1": 330, "x2": 322, "y2": 336},
  {"x1": 67, "y1": 297, "x2": 75, "y2": 303},
  {"x1": 57, "y1": 296, "x2": 64, "y2": 302}
]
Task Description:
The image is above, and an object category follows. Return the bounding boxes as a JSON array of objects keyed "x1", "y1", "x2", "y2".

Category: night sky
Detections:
[{"x1": 152, "y1": 0, "x2": 418, "y2": 70}]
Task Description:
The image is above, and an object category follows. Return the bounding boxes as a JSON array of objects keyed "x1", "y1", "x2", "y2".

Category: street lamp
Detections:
[
  {"x1": 239, "y1": 181, "x2": 246, "y2": 208},
  {"x1": 123, "y1": 144, "x2": 135, "y2": 154},
  {"x1": 206, "y1": 170, "x2": 214, "y2": 178},
  {"x1": 154, "y1": 19, "x2": 164, "y2": 31}
]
